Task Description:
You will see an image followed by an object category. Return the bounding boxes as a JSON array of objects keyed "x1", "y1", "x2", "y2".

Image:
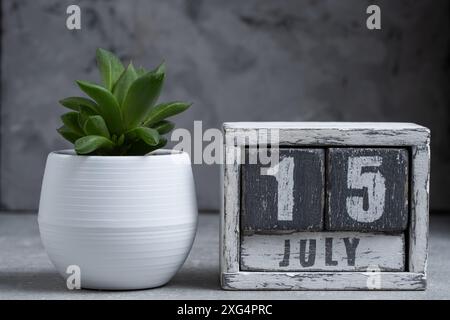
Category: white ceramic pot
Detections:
[{"x1": 38, "y1": 149, "x2": 198, "y2": 290}]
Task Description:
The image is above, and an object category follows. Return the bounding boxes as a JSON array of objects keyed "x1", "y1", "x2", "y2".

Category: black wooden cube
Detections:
[
  {"x1": 326, "y1": 148, "x2": 409, "y2": 231},
  {"x1": 241, "y1": 148, "x2": 325, "y2": 232}
]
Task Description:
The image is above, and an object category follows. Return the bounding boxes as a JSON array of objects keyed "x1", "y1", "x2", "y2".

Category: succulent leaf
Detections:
[
  {"x1": 153, "y1": 120, "x2": 175, "y2": 135},
  {"x1": 57, "y1": 125, "x2": 83, "y2": 144},
  {"x1": 78, "y1": 104, "x2": 97, "y2": 115},
  {"x1": 96, "y1": 48, "x2": 125, "y2": 91},
  {"x1": 77, "y1": 114, "x2": 89, "y2": 132},
  {"x1": 126, "y1": 127, "x2": 160, "y2": 146},
  {"x1": 75, "y1": 135, "x2": 115, "y2": 154},
  {"x1": 84, "y1": 115, "x2": 110, "y2": 139},
  {"x1": 127, "y1": 137, "x2": 167, "y2": 155},
  {"x1": 77, "y1": 105, "x2": 97, "y2": 131},
  {"x1": 122, "y1": 71, "x2": 164, "y2": 130},
  {"x1": 113, "y1": 62, "x2": 138, "y2": 107},
  {"x1": 58, "y1": 49, "x2": 190, "y2": 155},
  {"x1": 151, "y1": 61, "x2": 166, "y2": 75},
  {"x1": 61, "y1": 112, "x2": 84, "y2": 136},
  {"x1": 59, "y1": 97, "x2": 98, "y2": 113},
  {"x1": 154, "y1": 136, "x2": 168, "y2": 149},
  {"x1": 117, "y1": 134, "x2": 125, "y2": 146},
  {"x1": 76, "y1": 80, "x2": 123, "y2": 135},
  {"x1": 143, "y1": 102, "x2": 190, "y2": 127},
  {"x1": 136, "y1": 67, "x2": 147, "y2": 77}
]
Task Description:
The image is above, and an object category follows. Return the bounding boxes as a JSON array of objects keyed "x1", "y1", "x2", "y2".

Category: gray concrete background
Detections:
[{"x1": 1, "y1": 0, "x2": 449, "y2": 212}]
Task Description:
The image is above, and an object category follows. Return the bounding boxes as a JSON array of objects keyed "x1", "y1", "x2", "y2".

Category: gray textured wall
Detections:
[{"x1": 1, "y1": 0, "x2": 449, "y2": 212}]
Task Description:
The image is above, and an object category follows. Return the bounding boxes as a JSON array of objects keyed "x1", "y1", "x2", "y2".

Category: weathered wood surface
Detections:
[
  {"x1": 221, "y1": 272, "x2": 426, "y2": 291},
  {"x1": 223, "y1": 122, "x2": 430, "y2": 147},
  {"x1": 241, "y1": 148, "x2": 324, "y2": 231},
  {"x1": 221, "y1": 122, "x2": 430, "y2": 290},
  {"x1": 326, "y1": 148, "x2": 409, "y2": 231},
  {"x1": 409, "y1": 144, "x2": 430, "y2": 273},
  {"x1": 221, "y1": 141, "x2": 241, "y2": 274},
  {"x1": 241, "y1": 232, "x2": 405, "y2": 271}
]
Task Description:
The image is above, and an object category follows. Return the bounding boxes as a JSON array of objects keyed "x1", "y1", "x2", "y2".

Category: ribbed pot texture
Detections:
[{"x1": 38, "y1": 150, "x2": 198, "y2": 290}]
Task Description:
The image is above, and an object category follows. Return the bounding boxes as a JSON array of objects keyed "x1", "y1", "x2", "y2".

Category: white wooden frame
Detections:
[{"x1": 221, "y1": 122, "x2": 430, "y2": 290}]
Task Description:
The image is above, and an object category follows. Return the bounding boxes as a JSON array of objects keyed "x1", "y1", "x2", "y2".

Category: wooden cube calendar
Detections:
[{"x1": 221, "y1": 122, "x2": 430, "y2": 290}]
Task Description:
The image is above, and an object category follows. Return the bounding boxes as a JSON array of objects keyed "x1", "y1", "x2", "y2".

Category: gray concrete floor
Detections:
[{"x1": 0, "y1": 212, "x2": 449, "y2": 300}]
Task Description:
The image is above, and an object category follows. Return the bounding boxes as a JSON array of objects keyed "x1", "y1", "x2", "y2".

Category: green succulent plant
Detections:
[{"x1": 57, "y1": 48, "x2": 191, "y2": 155}]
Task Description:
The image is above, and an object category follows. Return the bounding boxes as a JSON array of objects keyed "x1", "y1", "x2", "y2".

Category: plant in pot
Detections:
[{"x1": 38, "y1": 48, "x2": 197, "y2": 290}]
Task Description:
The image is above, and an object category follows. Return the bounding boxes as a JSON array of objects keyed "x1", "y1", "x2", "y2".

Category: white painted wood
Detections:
[
  {"x1": 241, "y1": 232, "x2": 405, "y2": 272},
  {"x1": 221, "y1": 122, "x2": 430, "y2": 290},
  {"x1": 223, "y1": 122, "x2": 429, "y2": 146},
  {"x1": 409, "y1": 143, "x2": 430, "y2": 273},
  {"x1": 221, "y1": 135, "x2": 241, "y2": 275},
  {"x1": 222, "y1": 272, "x2": 426, "y2": 291},
  {"x1": 224, "y1": 122, "x2": 428, "y2": 131}
]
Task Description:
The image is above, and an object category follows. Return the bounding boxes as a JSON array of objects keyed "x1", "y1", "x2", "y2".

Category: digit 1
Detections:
[{"x1": 260, "y1": 156, "x2": 294, "y2": 221}]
